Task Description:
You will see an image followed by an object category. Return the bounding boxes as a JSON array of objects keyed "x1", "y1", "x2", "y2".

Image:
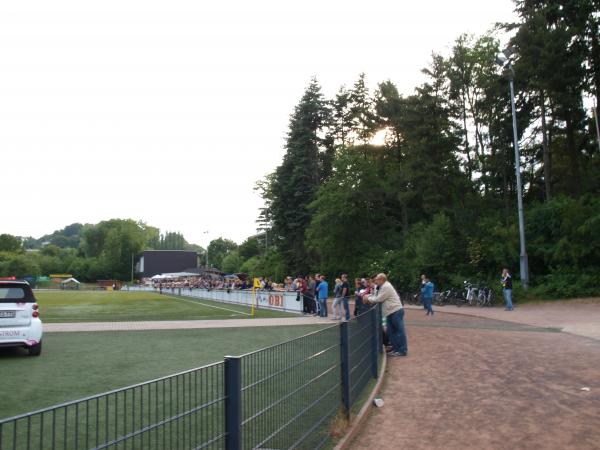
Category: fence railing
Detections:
[
  {"x1": 0, "y1": 306, "x2": 383, "y2": 450},
  {"x1": 127, "y1": 286, "x2": 304, "y2": 313}
]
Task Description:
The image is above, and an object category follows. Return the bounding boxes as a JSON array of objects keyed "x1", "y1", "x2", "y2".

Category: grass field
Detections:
[
  {"x1": 0, "y1": 325, "x2": 326, "y2": 419},
  {"x1": 34, "y1": 290, "x2": 295, "y2": 322}
]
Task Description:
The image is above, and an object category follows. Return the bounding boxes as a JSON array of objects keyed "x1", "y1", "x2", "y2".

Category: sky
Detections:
[{"x1": 0, "y1": 0, "x2": 517, "y2": 248}]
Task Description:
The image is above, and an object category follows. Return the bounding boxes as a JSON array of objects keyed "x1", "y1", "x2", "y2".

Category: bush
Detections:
[{"x1": 531, "y1": 271, "x2": 600, "y2": 298}]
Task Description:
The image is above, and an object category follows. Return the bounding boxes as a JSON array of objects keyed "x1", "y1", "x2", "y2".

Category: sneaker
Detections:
[{"x1": 388, "y1": 351, "x2": 407, "y2": 357}]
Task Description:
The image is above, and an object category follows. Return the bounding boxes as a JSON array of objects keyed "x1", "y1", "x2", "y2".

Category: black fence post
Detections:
[
  {"x1": 370, "y1": 307, "x2": 378, "y2": 379},
  {"x1": 224, "y1": 356, "x2": 242, "y2": 450},
  {"x1": 377, "y1": 304, "x2": 384, "y2": 354},
  {"x1": 340, "y1": 321, "x2": 351, "y2": 417}
]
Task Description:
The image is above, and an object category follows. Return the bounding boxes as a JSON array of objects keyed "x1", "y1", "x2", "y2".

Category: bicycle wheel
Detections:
[
  {"x1": 488, "y1": 290, "x2": 495, "y2": 306},
  {"x1": 477, "y1": 291, "x2": 485, "y2": 307}
]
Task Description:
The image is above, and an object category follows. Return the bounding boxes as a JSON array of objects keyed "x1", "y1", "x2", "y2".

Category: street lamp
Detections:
[{"x1": 496, "y1": 47, "x2": 530, "y2": 289}]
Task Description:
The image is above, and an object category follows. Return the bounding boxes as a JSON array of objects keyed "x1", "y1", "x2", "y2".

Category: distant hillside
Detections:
[{"x1": 23, "y1": 223, "x2": 84, "y2": 249}]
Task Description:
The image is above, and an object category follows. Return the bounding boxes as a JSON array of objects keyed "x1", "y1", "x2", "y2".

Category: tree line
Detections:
[
  {"x1": 0, "y1": 221, "x2": 204, "y2": 282},
  {"x1": 0, "y1": 219, "x2": 267, "y2": 282},
  {"x1": 2, "y1": 1, "x2": 599, "y2": 298},
  {"x1": 254, "y1": 0, "x2": 600, "y2": 298}
]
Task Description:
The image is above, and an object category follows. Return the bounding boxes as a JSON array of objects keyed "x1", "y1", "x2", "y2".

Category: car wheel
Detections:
[{"x1": 28, "y1": 341, "x2": 42, "y2": 356}]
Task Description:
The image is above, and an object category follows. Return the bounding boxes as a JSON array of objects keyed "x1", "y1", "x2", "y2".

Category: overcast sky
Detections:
[{"x1": 0, "y1": 0, "x2": 516, "y2": 247}]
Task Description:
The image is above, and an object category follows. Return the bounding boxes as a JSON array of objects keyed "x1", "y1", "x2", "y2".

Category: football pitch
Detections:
[
  {"x1": 0, "y1": 290, "x2": 322, "y2": 420},
  {"x1": 0, "y1": 325, "x2": 326, "y2": 419},
  {"x1": 34, "y1": 290, "x2": 295, "y2": 322}
]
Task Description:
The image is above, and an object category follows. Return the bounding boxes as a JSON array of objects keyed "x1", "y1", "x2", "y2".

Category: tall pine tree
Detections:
[{"x1": 269, "y1": 79, "x2": 330, "y2": 273}]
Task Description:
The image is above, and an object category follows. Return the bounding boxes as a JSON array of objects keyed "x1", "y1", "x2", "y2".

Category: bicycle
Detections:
[
  {"x1": 477, "y1": 286, "x2": 495, "y2": 307},
  {"x1": 464, "y1": 281, "x2": 478, "y2": 306},
  {"x1": 440, "y1": 288, "x2": 467, "y2": 306}
]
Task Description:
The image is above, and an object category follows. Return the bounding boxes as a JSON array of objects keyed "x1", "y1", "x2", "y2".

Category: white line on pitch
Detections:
[{"x1": 163, "y1": 294, "x2": 252, "y2": 316}]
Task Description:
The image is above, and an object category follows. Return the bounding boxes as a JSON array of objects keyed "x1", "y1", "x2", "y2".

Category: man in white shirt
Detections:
[{"x1": 363, "y1": 273, "x2": 407, "y2": 357}]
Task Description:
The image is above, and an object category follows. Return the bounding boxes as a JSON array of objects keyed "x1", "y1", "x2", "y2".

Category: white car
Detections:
[{"x1": 0, "y1": 281, "x2": 43, "y2": 356}]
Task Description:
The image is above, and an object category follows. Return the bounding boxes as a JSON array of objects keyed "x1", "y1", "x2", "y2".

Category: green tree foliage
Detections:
[
  {"x1": 22, "y1": 223, "x2": 83, "y2": 249},
  {"x1": 238, "y1": 236, "x2": 261, "y2": 260},
  {"x1": 0, "y1": 234, "x2": 22, "y2": 252},
  {"x1": 269, "y1": 78, "x2": 331, "y2": 274},
  {"x1": 0, "y1": 221, "x2": 206, "y2": 281},
  {"x1": 207, "y1": 238, "x2": 238, "y2": 270},
  {"x1": 257, "y1": 1, "x2": 600, "y2": 297},
  {"x1": 6, "y1": 254, "x2": 40, "y2": 278},
  {"x1": 509, "y1": 0, "x2": 599, "y2": 198},
  {"x1": 81, "y1": 219, "x2": 149, "y2": 280},
  {"x1": 153, "y1": 231, "x2": 187, "y2": 250},
  {"x1": 221, "y1": 250, "x2": 242, "y2": 274}
]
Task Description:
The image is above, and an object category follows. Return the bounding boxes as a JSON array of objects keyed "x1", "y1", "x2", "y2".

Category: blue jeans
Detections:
[
  {"x1": 332, "y1": 297, "x2": 342, "y2": 318},
  {"x1": 342, "y1": 297, "x2": 350, "y2": 320},
  {"x1": 318, "y1": 298, "x2": 328, "y2": 317},
  {"x1": 423, "y1": 297, "x2": 433, "y2": 314},
  {"x1": 387, "y1": 309, "x2": 408, "y2": 354},
  {"x1": 503, "y1": 289, "x2": 513, "y2": 310}
]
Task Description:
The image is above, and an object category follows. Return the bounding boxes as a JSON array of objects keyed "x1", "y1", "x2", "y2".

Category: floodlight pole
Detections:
[
  {"x1": 204, "y1": 231, "x2": 210, "y2": 269},
  {"x1": 507, "y1": 65, "x2": 529, "y2": 289}
]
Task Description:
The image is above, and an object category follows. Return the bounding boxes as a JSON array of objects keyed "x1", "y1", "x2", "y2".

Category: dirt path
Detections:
[
  {"x1": 351, "y1": 309, "x2": 600, "y2": 450},
  {"x1": 43, "y1": 316, "x2": 331, "y2": 332}
]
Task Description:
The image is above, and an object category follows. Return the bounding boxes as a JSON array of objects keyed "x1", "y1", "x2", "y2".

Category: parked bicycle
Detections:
[{"x1": 477, "y1": 286, "x2": 495, "y2": 307}]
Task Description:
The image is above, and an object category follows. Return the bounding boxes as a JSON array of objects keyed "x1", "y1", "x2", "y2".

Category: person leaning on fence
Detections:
[
  {"x1": 363, "y1": 273, "x2": 408, "y2": 357},
  {"x1": 340, "y1": 274, "x2": 350, "y2": 321},
  {"x1": 353, "y1": 278, "x2": 365, "y2": 317},
  {"x1": 297, "y1": 276, "x2": 308, "y2": 312}
]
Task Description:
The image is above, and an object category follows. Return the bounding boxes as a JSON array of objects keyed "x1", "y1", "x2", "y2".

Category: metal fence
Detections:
[
  {"x1": 126, "y1": 286, "x2": 304, "y2": 313},
  {"x1": 0, "y1": 306, "x2": 382, "y2": 450}
]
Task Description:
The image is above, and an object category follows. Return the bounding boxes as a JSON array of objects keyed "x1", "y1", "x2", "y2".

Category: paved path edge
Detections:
[{"x1": 334, "y1": 351, "x2": 388, "y2": 450}]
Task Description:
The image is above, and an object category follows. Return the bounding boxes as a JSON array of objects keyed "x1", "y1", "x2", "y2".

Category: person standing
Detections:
[
  {"x1": 331, "y1": 278, "x2": 343, "y2": 320},
  {"x1": 421, "y1": 275, "x2": 435, "y2": 316},
  {"x1": 297, "y1": 276, "x2": 308, "y2": 314},
  {"x1": 501, "y1": 268, "x2": 514, "y2": 311},
  {"x1": 306, "y1": 275, "x2": 317, "y2": 315},
  {"x1": 316, "y1": 275, "x2": 329, "y2": 317},
  {"x1": 341, "y1": 274, "x2": 350, "y2": 321},
  {"x1": 363, "y1": 273, "x2": 407, "y2": 357}
]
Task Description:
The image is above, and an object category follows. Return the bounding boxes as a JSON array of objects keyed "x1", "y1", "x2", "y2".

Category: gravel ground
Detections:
[
  {"x1": 409, "y1": 300, "x2": 600, "y2": 340},
  {"x1": 351, "y1": 309, "x2": 600, "y2": 450}
]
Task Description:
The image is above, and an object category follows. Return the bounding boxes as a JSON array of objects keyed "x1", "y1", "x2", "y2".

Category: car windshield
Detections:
[{"x1": 0, "y1": 286, "x2": 34, "y2": 303}]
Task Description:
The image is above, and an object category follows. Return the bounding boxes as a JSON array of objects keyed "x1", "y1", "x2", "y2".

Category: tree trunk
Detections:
[
  {"x1": 540, "y1": 91, "x2": 552, "y2": 202},
  {"x1": 565, "y1": 111, "x2": 582, "y2": 198},
  {"x1": 462, "y1": 93, "x2": 472, "y2": 179},
  {"x1": 590, "y1": 16, "x2": 600, "y2": 110}
]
